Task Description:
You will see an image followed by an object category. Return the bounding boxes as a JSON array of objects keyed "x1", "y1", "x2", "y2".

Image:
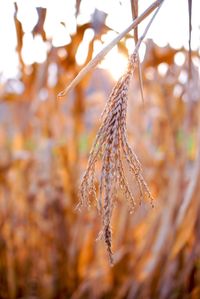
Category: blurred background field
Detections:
[{"x1": 0, "y1": 1, "x2": 200, "y2": 298}]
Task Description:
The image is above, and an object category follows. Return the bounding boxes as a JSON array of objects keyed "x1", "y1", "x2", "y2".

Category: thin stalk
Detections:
[{"x1": 57, "y1": 0, "x2": 163, "y2": 99}]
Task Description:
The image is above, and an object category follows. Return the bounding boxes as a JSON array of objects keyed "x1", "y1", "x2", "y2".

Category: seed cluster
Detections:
[{"x1": 79, "y1": 53, "x2": 153, "y2": 263}]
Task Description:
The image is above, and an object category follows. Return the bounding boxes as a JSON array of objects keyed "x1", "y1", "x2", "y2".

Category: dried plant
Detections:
[
  {"x1": 1, "y1": 0, "x2": 200, "y2": 298},
  {"x1": 78, "y1": 53, "x2": 153, "y2": 263},
  {"x1": 57, "y1": 0, "x2": 163, "y2": 98},
  {"x1": 76, "y1": 1, "x2": 165, "y2": 264}
]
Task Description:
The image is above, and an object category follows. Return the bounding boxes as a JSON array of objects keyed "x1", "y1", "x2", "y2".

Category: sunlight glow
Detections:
[
  {"x1": 21, "y1": 33, "x2": 47, "y2": 65},
  {"x1": 0, "y1": 0, "x2": 200, "y2": 81},
  {"x1": 51, "y1": 24, "x2": 71, "y2": 47},
  {"x1": 100, "y1": 48, "x2": 128, "y2": 81},
  {"x1": 75, "y1": 28, "x2": 94, "y2": 65},
  {"x1": 77, "y1": 0, "x2": 95, "y2": 25},
  {"x1": 174, "y1": 52, "x2": 186, "y2": 66},
  {"x1": 16, "y1": 0, "x2": 38, "y2": 33},
  {"x1": 92, "y1": 37, "x2": 128, "y2": 81},
  {"x1": 157, "y1": 63, "x2": 169, "y2": 77},
  {"x1": 0, "y1": 0, "x2": 19, "y2": 81},
  {"x1": 179, "y1": 70, "x2": 188, "y2": 84}
]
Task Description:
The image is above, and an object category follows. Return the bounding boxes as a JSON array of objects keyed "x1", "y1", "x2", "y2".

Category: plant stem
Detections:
[{"x1": 57, "y1": 0, "x2": 164, "y2": 99}]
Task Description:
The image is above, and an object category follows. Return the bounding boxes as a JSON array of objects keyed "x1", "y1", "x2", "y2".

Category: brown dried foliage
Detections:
[
  {"x1": 1, "y1": 2, "x2": 200, "y2": 299},
  {"x1": 79, "y1": 53, "x2": 153, "y2": 263}
]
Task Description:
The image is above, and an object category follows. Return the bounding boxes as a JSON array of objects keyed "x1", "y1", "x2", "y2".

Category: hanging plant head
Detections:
[
  {"x1": 78, "y1": 52, "x2": 153, "y2": 264},
  {"x1": 58, "y1": 0, "x2": 164, "y2": 264}
]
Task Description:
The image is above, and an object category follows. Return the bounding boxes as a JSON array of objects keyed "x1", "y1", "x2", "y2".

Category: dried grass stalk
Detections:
[
  {"x1": 57, "y1": 0, "x2": 163, "y2": 98},
  {"x1": 78, "y1": 53, "x2": 153, "y2": 264}
]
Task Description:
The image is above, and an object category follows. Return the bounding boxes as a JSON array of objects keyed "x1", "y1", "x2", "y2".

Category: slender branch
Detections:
[
  {"x1": 188, "y1": 0, "x2": 192, "y2": 80},
  {"x1": 130, "y1": 0, "x2": 138, "y2": 43},
  {"x1": 134, "y1": 0, "x2": 164, "y2": 53},
  {"x1": 57, "y1": 0, "x2": 163, "y2": 99},
  {"x1": 130, "y1": 0, "x2": 145, "y2": 104}
]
